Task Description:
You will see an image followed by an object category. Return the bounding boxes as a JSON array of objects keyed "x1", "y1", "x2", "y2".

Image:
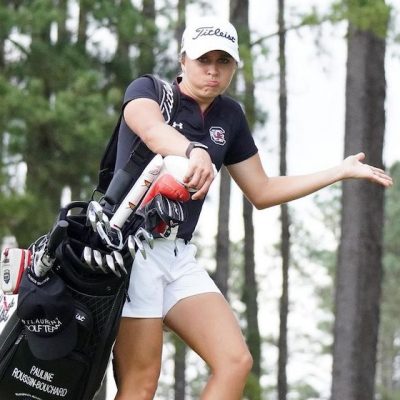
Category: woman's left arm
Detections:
[{"x1": 227, "y1": 152, "x2": 393, "y2": 210}]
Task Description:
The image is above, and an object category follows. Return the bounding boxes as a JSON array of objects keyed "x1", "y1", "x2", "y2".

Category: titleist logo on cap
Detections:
[{"x1": 192, "y1": 26, "x2": 236, "y2": 43}]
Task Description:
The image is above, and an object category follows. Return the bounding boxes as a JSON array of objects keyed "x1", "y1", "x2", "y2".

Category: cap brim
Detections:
[
  {"x1": 25, "y1": 319, "x2": 77, "y2": 361},
  {"x1": 184, "y1": 44, "x2": 240, "y2": 63}
]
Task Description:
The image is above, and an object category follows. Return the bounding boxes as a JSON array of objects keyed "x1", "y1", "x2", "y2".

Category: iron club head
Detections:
[
  {"x1": 88, "y1": 201, "x2": 103, "y2": 220},
  {"x1": 105, "y1": 254, "x2": 121, "y2": 277},
  {"x1": 102, "y1": 213, "x2": 111, "y2": 235},
  {"x1": 127, "y1": 235, "x2": 136, "y2": 259},
  {"x1": 136, "y1": 227, "x2": 154, "y2": 249},
  {"x1": 86, "y1": 208, "x2": 98, "y2": 233},
  {"x1": 82, "y1": 247, "x2": 96, "y2": 271},
  {"x1": 133, "y1": 235, "x2": 147, "y2": 260},
  {"x1": 92, "y1": 249, "x2": 108, "y2": 274},
  {"x1": 112, "y1": 251, "x2": 127, "y2": 275}
]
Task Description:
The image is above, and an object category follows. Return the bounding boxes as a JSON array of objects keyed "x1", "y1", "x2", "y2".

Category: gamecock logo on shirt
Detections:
[{"x1": 209, "y1": 127, "x2": 226, "y2": 146}]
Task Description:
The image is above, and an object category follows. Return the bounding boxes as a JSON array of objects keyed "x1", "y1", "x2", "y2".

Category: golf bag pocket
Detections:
[
  {"x1": 0, "y1": 336, "x2": 89, "y2": 399},
  {"x1": 0, "y1": 301, "x2": 93, "y2": 400}
]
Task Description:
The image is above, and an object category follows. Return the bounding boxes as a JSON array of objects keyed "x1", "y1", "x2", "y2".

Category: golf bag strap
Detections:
[{"x1": 95, "y1": 74, "x2": 180, "y2": 200}]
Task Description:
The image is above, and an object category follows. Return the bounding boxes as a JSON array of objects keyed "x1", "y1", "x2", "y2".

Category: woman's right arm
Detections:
[{"x1": 123, "y1": 98, "x2": 215, "y2": 200}]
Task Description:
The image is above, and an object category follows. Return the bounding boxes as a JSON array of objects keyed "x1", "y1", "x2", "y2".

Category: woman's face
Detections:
[{"x1": 180, "y1": 50, "x2": 237, "y2": 103}]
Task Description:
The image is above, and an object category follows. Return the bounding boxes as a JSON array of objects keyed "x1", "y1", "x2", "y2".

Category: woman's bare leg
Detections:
[
  {"x1": 164, "y1": 293, "x2": 253, "y2": 400},
  {"x1": 113, "y1": 317, "x2": 164, "y2": 400}
]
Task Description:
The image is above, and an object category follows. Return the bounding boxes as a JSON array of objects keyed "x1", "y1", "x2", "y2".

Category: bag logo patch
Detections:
[{"x1": 209, "y1": 126, "x2": 226, "y2": 145}]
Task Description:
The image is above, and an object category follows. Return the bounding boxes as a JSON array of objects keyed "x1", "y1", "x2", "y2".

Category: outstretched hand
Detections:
[{"x1": 341, "y1": 152, "x2": 393, "y2": 187}]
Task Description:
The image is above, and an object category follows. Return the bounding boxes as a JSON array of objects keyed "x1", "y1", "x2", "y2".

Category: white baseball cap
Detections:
[{"x1": 180, "y1": 17, "x2": 240, "y2": 63}]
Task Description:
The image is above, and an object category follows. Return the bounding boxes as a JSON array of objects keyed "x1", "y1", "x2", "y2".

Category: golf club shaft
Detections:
[{"x1": 110, "y1": 154, "x2": 163, "y2": 230}]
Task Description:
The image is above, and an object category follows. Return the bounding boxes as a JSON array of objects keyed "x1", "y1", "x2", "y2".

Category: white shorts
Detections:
[{"x1": 121, "y1": 238, "x2": 221, "y2": 318}]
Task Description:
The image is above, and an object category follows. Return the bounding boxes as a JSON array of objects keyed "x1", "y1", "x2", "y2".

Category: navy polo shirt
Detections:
[{"x1": 115, "y1": 76, "x2": 258, "y2": 241}]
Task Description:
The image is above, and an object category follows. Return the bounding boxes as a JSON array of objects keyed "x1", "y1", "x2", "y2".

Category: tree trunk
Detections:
[
  {"x1": 113, "y1": 0, "x2": 137, "y2": 88},
  {"x1": 243, "y1": 198, "x2": 262, "y2": 388},
  {"x1": 215, "y1": 166, "x2": 231, "y2": 299},
  {"x1": 173, "y1": 2, "x2": 187, "y2": 398},
  {"x1": 57, "y1": 0, "x2": 69, "y2": 46},
  {"x1": 376, "y1": 162, "x2": 400, "y2": 397},
  {"x1": 0, "y1": 36, "x2": 3, "y2": 70},
  {"x1": 77, "y1": 0, "x2": 89, "y2": 50},
  {"x1": 174, "y1": 335, "x2": 187, "y2": 400},
  {"x1": 331, "y1": 9, "x2": 388, "y2": 400},
  {"x1": 0, "y1": 0, "x2": 5, "y2": 70},
  {"x1": 277, "y1": 1, "x2": 290, "y2": 399},
  {"x1": 24, "y1": 4, "x2": 63, "y2": 224},
  {"x1": 137, "y1": 0, "x2": 156, "y2": 75},
  {"x1": 230, "y1": 1, "x2": 261, "y2": 398},
  {"x1": 175, "y1": 0, "x2": 186, "y2": 49}
]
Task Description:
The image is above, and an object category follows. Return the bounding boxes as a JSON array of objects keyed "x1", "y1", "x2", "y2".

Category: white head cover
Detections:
[{"x1": 180, "y1": 17, "x2": 240, "y2": 63}]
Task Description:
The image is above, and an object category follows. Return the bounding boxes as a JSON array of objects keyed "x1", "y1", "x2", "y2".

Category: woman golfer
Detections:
[{"x1": 112, "y1": 17, "x2": 393, "y2": 400}]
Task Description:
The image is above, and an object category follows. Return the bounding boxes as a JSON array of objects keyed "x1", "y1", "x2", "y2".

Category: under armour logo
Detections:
[{"x1": 172, "y1": 122, "x2": 183, "y2": 130}]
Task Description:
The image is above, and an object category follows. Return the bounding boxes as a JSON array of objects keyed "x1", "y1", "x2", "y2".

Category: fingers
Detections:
[
  {"x1": 344, "y1": 153, "x2": 393, "y2": 188},
  {"x1": 371, "y1": 175, "x2": 393, "y2": 187},
  {"x1": 183, "y1": 148, "x2": 215, "y2": 200},
  {"x1": 187, "y1": 168, "x2": 214, "y2": 200},
  {"x1": 368, "y1": 165, "x2": 393, "y2": 187},
  {"x1": 184, "y1": 164, "x2": 215, "y2": 200},
  {"x1": 370, "y1": 166, "x2": 385, "y2": 174},
  {"x1": 355, "y1": 152, "x2": 366, "y2": 161}
]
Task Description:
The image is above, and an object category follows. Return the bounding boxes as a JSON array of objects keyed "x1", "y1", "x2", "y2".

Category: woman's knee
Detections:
[
  {"x1": 234, "y1": 348, "x2": 253, "y2": 376},
  {"x1": 113, "y1": 351, "x2": 161, "y2": 400},
  {"x1": 113, "y1": 318, "x2": 164, "y2": 399},
  {"x1": 215, "y1": 347, "x2": 253, "y2": 379},
  {"x1": 114, "y1": 364, "x2": 160, "y2": 400}
]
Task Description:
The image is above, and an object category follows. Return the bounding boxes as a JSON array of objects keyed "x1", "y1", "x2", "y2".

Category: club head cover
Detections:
[
  {"x1": 1, "y1": 248, "x2": 31, "y2": 294},
  {"x1": 136, "y1": 194, "x2": 187, "y2": 237},
  {"x1": 142, "y1": 173, "x2": 190, "y2": 206}
]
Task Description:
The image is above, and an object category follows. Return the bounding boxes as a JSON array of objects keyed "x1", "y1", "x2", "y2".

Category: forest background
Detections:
[{"x1": 0, "y1": 0, "x2": 399, "y2": 400}]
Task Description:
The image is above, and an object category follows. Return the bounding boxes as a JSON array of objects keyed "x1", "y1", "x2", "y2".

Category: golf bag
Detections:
[
  {"x1": 0, "y1": 75, "x2": 186, "y2": 399},
  {"x1": 0, "y1": 189, "x2": 188, "y2": 399},
  {"x1": 0, "y1": 201, "x2": 133, "y2": 400}
]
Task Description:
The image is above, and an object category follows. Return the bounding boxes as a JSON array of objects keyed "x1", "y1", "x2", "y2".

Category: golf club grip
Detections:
[{"x1": 47, "y1": 220, "x2": 69, "y2": 257}]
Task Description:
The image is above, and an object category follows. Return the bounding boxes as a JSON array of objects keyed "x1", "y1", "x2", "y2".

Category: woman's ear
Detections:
[{"x1": 180, "y1": 53, "x2": 186, "y2": 73}]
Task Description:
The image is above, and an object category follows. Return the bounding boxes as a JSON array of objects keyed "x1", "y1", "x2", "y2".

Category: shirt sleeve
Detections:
[
  {"x1": 123, "y1": 76, "x2": 159, "y2": 109},
  {"x1": 114, "y1": 76, "x2": 159, "y2": 172},
  {"x1": 224, "y1": 102, "x2": 258, "y2": 166}
]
